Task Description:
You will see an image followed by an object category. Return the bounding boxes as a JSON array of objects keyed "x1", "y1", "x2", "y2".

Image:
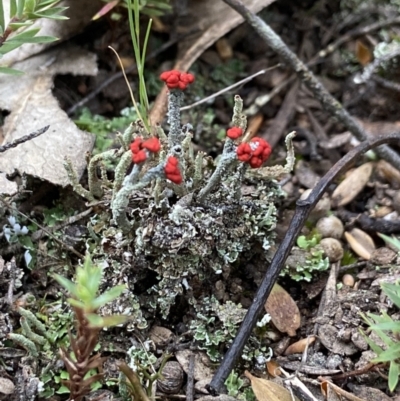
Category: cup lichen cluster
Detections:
[{"x1": 64, "y1": 71, "x2": 295, "y2": 323}]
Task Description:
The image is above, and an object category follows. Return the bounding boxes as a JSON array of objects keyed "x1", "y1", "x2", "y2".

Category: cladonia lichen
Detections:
[{"x1": 65, "y1": 70, "x2": 296, "y2": 322}]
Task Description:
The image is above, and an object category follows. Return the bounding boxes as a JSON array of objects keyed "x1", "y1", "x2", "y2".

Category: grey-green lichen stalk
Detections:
[{"x1": 65, "y1": 70, "x2": 296, "y2": 320}]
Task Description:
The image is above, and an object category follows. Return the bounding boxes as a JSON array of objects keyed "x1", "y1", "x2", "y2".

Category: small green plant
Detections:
[
  {"x1": 296, "y1": 234, "x2": 320, "y2": 250},
  {"x1": 225, "y1": 370, "x2": 245, "y2": 397},
  {"x1": 361, "y1": 234, "x2": 400, "y2": 392},
  {"x1": 281, "y1": 233, "x2": 329, "y2": 281},
  {"x1": 52, "y1": 254, "x2": 127, "y2": 399},
  {"x1": 75, "y1": 107, "x2": 139, "y2": 154},
  {"x1": 0, "y1": 0, "x2": 68, "y2": 74},
  {"x1": 361, "y1": 282, "x2": 400, "y2": 392},
  {"x1": 93, "y1": 0, "x2": 171, "y2": 21}
]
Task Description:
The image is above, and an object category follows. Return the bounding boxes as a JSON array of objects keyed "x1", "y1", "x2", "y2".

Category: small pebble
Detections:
[{"x1": 342, "y1": 274, "x2": 355, "y2": 287}]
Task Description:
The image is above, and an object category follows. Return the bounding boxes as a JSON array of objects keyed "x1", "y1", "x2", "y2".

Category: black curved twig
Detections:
[{"x1": 208, "y1": 133, "x2": 400, "y2": 394}]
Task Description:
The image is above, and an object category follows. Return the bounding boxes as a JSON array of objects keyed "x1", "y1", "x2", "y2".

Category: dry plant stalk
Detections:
[{"x1": 59, "y1": 306, "x2": 106, "y2": 401}]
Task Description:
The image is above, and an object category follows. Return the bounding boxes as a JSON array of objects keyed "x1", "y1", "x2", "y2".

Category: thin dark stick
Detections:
[
  {"x1": 221, "y1": 0, "x2": 400, "y2": 171},
  {"x1": 0, "y1": 125, "x2": 49, "y2": 153},
  {"x1": 186, "y1": 354, "x2": 195, "y2": 401},
  {"x1": 208, "y1": 133, "x2": 400, "y2": 395}
]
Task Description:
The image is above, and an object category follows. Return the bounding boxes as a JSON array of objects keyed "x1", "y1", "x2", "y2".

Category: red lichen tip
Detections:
[
  {"x1": 160, "y1": 70, "x2": 195, "y2": 90},
  {"x1": 132, "y1": 150, "x2": 147, "y2": 164},
  {"x1": 227, "y1": 127, "x2": 243, "y2": 140},
  {"x1": 142, "y1": 137, "x2": 161, "y2": 153},
  {"x1": 130, "y1": 136, "x2": 161, "y2": 164},
  {"x1": 236, "y1": 137, "x2": 272, "y2": 168},
  {"x1": 164, "y1": 156, "x2": 182, "y2": 184}
]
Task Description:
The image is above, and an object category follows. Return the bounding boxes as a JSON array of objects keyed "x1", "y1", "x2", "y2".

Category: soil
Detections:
[{"x1": 1, "y1": 1, "x2": 400, "y2": 401}]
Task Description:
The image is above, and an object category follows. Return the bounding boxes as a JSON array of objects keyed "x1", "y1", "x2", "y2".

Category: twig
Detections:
[
  {"x1": 318, "y1": 15, "x2": 400, "y2": 59},
  {"x1": 0, "y1": 126, "x2": 49, "y2": 153},
  {"x1": 0, "y1": 199, "x2": 85, "y2": 259},
  {"x1": 31, "y1": 208, "x2": 93, "y2": 241},
  {"x1": 180, "y1": 67, "x2": 278, "y2": 111},
  {"x1": 222, "y1": 0, "x2": 400, "y2": 171},
  {"x1": 373, "y1": 75, "x2": 400, "y2": 93},
  {"x1": 208, "y1": 133, "x2": 400, "y2": 394},
  {"x1": 186, "y1": 354, "x2": 195, "y2": 401}
]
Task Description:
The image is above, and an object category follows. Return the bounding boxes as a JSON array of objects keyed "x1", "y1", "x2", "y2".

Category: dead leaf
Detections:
[
  {"x1": 284, "y1": 336, "x2": 316, "y2": 355},
  {"x1": 355, "y1": 40, "x2": 372, "y2": 66},
  {"x1": 215, "y1": 38, "x2": 233, "y2": 61},
  {"x1": 331, "y1": 163, "x2": 374, "y2": 208},
  {"x1": 375, "y1": 159, "x2": 400, "y2": 186},
  {"x1": 245, "y1": 370, "x2": 300, "y2": 401},
  {"x1": 265, "y1": 283, "x2": 301, "y2": 337},
  {"x1": 247, "y1": 113, "x2": 264, "y2": 138},
  {"x1": 344, "y1": 229, "x2": 376, "y2": 260},
  {"x1": 266, "y1": 360, "x2": 282, "y2": 377},
  {"x1": 149, "y1": 0, "x2": 276, "y2": 125},
  {"x1": 0, "y1": 45, "x2": 96, "y2": 187}
]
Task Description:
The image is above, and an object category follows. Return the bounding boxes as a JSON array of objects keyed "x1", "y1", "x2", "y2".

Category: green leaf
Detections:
[
  {"x1": 17, "y1": 0, "x2": 26, "y2": 18},
  {"x1": 369, "y1": 321, "x2": 400, "y2": 332},
  {"x1": 19, "y1": 235, "x2": 34, "y2": 250},
  {"x1": 378, "y1": 233, "x2": 400, "y2": 251},
  {"x1": 24, "y1": 0, "x2": 36, "y2": 13},
  {"x1": 12, "y1": 35, "x2": 58, "y2": 43},
  {"x1": 359, "y1": 329, "x2": 385, "y2": 355},
  {"x1": 0, "y1": 66, "x2": 24, "y2": 75},
  {"x1": 382, "y1": 283, "x2": 400, "y2": 309},
  {"x1": 56, "y1": 385, "x2": 70, "y2": 394},
  {"x1": 8, "y1": 21, "x2": 34, "y2": 29},
  {"x1": 373, "y1": 342, "x2": 400, "y2": 362},
  {"x1": 53, "y1": 274, "x2": 77, "y2": 297},
  {"x1": 389, "y1": 361, "x2": 400, "y2": 392},
  {"x1": 8, "y1": 27, "x2": 40, "y2": 41},
  {"x1": 0, "y1": 0, "x2": 5, "y2": 34},
  {"x1": 30, "y1": 6, "x2": 69, "y2": 19},
  {"x1": 91, "y1": 285, "x2": 126, "y2": 309},
  {"x1": 86, "y1": 313, "x2": 128, "y2": 328},
  {"x1": 67, "y1": 298, "x2": 86, "y2": 310},
  {"x1": 10, "y1": 0, "x2": 17, "y2": 17}
]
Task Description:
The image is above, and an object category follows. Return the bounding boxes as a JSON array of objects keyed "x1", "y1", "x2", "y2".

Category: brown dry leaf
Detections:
[
  {"x1": 266, "y1": 360, "x2": 282, "y2": 377},
  {"x1": 331, "y1": 162, "x2": 374, "y2": 208},
  {"x1": 265, "y1": 283, "x2": 301, "y2": 337},
  {"x1": 376, "y1": 159, "x2": 400, "y2": 186},
  {"x1": 149, "y1": 0, "x2": 276, "y2": 125},
  {"x1": 344, "y1": 228, "x2": 376, "y2": 260},
  {"x1": 355, "y1": 40, "x2": 372, "y2": 66},
  {"x1": 321, "y1": 380, "x2": 367, "y2": 401},
  {"x1": 247, "y1": 113, "x2": 264, "y2": 138},
  {"x1": 245, "y1": 370, "x2": 300, "y2": 401},
  {"x1": 284, "y1": 336, "x2": 316, "y2": 355},
  {"x1": 215, "y1": 38, "x2": 233, "y2": 61},
  {"x1": 0, "y1": 46, "x2": 96, "y2": 187}
]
